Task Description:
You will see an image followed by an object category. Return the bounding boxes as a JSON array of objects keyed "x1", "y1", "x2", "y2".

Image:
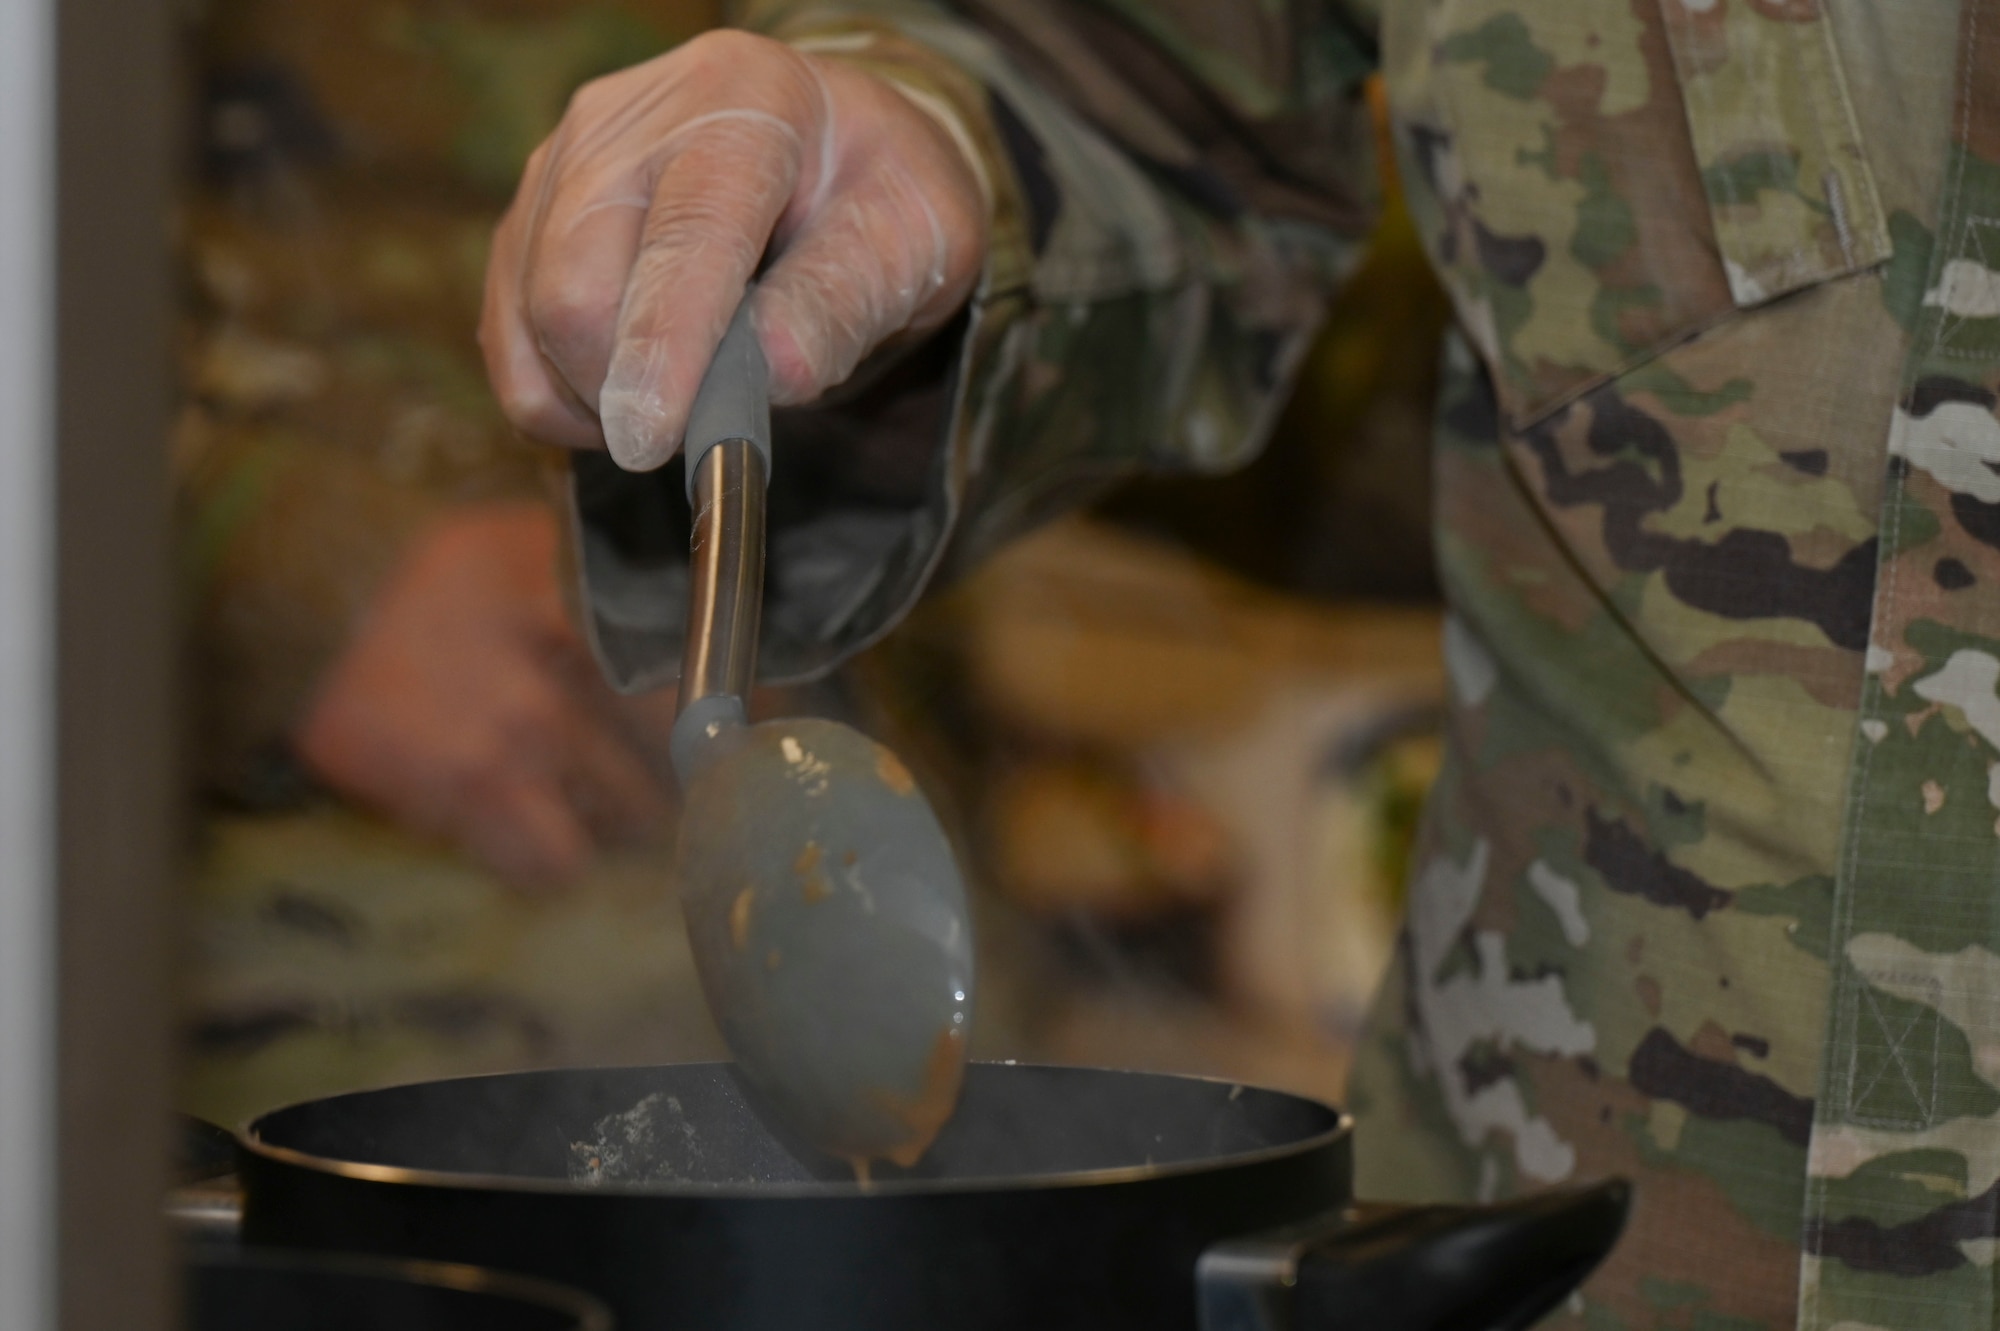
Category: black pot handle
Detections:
[
  {"x1": 167, "y1": 1114, "x2": 244, "y2": 1247},
  {"x1": 1196, "y1": 1178, "x2": 1631, "y2": 1331}
]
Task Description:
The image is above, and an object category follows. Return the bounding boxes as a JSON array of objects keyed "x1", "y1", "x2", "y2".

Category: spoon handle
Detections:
[
  {"x1": 681, "y1": 298, "x2": 771, "y2": 500},
  {"x1": 672, "y1": 300, "x2": 770, "y2": 778}
]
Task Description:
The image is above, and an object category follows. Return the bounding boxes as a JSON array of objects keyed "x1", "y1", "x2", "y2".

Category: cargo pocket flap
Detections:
[{"x1": 1658, "y1": 0, "x2": 1891, "y2": 307}]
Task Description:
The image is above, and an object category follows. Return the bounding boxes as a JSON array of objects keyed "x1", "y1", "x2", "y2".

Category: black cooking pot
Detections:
[
  {"x1": 186, "y1": 1250, "x2": 612, "y2": 1331},
  {"x1": 229, "y1": 1062, "x2": 1628, "y2": 1331}
]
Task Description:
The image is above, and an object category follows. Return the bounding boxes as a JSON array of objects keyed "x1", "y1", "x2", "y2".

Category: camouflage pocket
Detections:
[{"x1": 1386, "y1": 0, "x2": 1889, "y2": 433}]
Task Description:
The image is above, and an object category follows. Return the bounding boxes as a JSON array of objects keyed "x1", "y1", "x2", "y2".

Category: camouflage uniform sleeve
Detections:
[{"x1": 572, "y1": 0, "x2": 1384, "y2": 693}]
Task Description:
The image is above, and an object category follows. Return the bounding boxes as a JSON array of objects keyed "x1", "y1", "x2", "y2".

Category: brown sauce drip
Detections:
[
  {"x1": 866, "y1": 1026, "x2": 967, "y2": 1169},
  {"x1": 729, "y1": 887, "x2": 754, "y2": 950}
]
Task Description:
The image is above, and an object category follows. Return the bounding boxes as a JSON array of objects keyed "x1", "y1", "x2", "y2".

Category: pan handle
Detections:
[
  {"x1": 166, "y1": 1175, "x2": 245, "y2": 1244},
  {"x1": 1196, "y1": 1178, "x2": 1630, "y2": 1331},
  {"x1": 167, "y1": 1114, "x2": 244, "y2": 1246}
]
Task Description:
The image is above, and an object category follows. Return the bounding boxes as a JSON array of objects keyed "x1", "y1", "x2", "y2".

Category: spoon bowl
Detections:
[{"x1": 677, "y1": 715, "x2": 973, "y2": 1169}]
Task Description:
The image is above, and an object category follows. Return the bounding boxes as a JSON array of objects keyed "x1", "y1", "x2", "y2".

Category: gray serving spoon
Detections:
[{"x1": 667, "y1": 300, "x2": 974, "y2": 1177}]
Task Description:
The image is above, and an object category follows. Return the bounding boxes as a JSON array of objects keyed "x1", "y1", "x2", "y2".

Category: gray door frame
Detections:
[{"x1": 1, "y1": 0, "x2": 178, "y2": 1325}]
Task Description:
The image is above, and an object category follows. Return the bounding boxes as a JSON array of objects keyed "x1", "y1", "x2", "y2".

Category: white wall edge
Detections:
[{"x1": 0, "y1": 0, "x2": 58, "y2": 1321}]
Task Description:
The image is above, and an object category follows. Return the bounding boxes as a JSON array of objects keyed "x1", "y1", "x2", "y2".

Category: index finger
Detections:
[{"x1": 588, "y1": 106, "x2": 808, "y2": 471}]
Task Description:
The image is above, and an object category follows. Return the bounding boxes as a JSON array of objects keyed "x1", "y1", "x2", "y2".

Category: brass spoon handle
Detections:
[
  {"x1": 670, "y1": 297, "x2": 770, "y2": 778},
  {"x1": 678, "y1": 438, "x2": 766, "y2": 718}
]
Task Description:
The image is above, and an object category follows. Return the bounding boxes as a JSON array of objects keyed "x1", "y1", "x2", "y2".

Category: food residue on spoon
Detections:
[
  {"x1": 779, "y1": 734, "x2": 832, "y2": 795},
  {"x1": 873, "y1": 746, "x2": 916, "y2": 796},
  {"x1": 730, "y1": 887, "x2": 755, "y2": 950},
  {"x1": 794, "y1": 842, "x2": 832, "y2": 903}
]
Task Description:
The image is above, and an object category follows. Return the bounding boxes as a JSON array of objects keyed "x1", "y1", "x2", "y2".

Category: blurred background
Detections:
[{"x1": 172, "y1": 0, "x2": 1452, "y2": 1130}]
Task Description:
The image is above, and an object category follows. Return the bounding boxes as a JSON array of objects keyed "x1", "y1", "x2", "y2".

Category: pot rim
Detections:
[{"x1": 238, "y1": 1061, "x2": 1353, "y2": 1201}]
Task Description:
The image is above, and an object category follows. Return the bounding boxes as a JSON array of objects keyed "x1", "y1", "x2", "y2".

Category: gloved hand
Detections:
[
  {"x1": 294, "y1": 503, "x2": 676, "y2": 888},
  {"x1": 480, "y1": 28, "x2": 988, "y2": 471}
]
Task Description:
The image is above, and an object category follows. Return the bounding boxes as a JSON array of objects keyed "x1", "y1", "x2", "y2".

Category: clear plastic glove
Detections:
[
  {"x1": 294, "y1": 504, "x2": 677, "y2": 888},
  {"x1": 480, "y1": 29, "x2": 987, "y2": 471}
]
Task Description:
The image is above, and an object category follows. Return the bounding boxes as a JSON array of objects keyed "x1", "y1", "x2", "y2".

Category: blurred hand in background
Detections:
[
  {"x1": 480, "y1": 28, "x2": 987, "y2": 472},
  {"x1": 293, "y1": 502, "x2": 676, "y2": 888}
]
